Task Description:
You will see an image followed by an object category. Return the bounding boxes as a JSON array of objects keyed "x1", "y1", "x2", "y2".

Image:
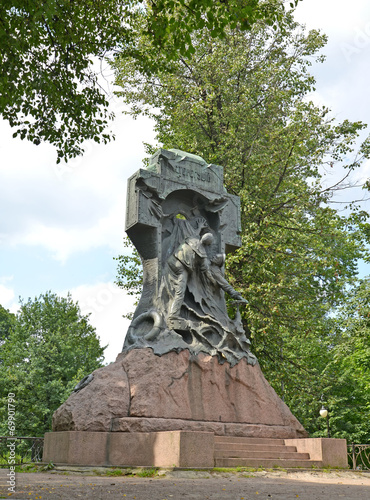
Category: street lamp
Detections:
[
  {"x1": 319, "y1": 406, "x2": 328, "y2": 418},
  {"x1": 319, "y1": 405, "x2": 330, "y2": 437}
]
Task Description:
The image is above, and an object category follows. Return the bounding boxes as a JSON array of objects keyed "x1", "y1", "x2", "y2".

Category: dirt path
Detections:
[{"x1": 1, "y1": 468, "x2": 370, "y2": 500}]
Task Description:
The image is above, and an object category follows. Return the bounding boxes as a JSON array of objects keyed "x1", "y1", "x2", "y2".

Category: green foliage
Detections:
[
  {"x1": 135, "y1": 467, "x2": 159, "y2": 477},
  {"x1": 143, "y1": 0, "x2": 290, "y2": 60},
  {"x1": 324, "y1": 279, "x2": 370, "y2": 442},
  {"x1": 0, "y1": 0, "x2": 293, "y2": 162},
  {"x1": 43, "y1": 461, "x2": 55, "y2": 471},
  {"x1": 0, "y1": 305, "x2": 15, "y2": 343},
  {"x1": 114, "y1": 237, "x2": 142, "y2": 319},
  {"x1": 113, "y1": 14, "x2": 370, "y2": 441},
  {"x1": 0, "y1": 292, "x2": 105, "y2": 437},
  {"x1": 0, "y1": 0, "x2": 127, "y2": 162},
  {"x1": 105, "y1": 468, "x2": 126, "y2": 476},
  {"x1": 262, "y1": 270, "x2": 370, "y2": 443}
]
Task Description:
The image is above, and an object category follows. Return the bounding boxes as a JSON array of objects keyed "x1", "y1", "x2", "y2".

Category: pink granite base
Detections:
[
  {"x1": 52, "y1": 349, "x2": 307, "y2": 439},
  {"x1": 110, "y1": 416, "x2": 303, "y2": 439},
  {"x1": 285, "y1": 438, "x2": 348, "y2": 468},
  {"x1": 46, "y1": 349, "x2": 315, "y2": 468}
]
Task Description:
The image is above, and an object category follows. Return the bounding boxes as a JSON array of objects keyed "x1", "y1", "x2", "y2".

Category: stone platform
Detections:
[{"x1": 43, "y1": 431, "x2": 348, "y2": 468}]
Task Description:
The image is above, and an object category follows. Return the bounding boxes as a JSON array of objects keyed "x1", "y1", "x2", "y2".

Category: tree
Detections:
[
  {"x1": 113, "y1": 13, "x2": 370, "y2": 435},
  {"x1": 0, "y1": 0, "x2": 298, "y2": 162},
  {"x1": 0, "y1": 292, "x2": 105, "y2": 436},
  {"x1": 0, "y1": 305, "x2": 15, "y2": 344}
]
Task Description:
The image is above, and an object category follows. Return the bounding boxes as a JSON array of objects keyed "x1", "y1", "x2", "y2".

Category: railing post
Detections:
[
  {"x1": 352, "y1": 442, "x2": 356, "y2": 470},
  {"x1": 31, "y1": 439, "x2": 36, "y2": 462}
]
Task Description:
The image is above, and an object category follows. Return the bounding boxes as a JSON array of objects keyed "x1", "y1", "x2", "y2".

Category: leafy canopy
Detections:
[
  {"x1": 0, "y1": 292, "x2": 105, "y2": 436},
  {"x1": 0, "y1": 0, "x2": 299, "y2": 162},
  {"x1": 323, "y1": 279, "x2": 370, "y2": 442},
  {"x1": 0, "y1": 305, "x2": 15, "y2": 344}
]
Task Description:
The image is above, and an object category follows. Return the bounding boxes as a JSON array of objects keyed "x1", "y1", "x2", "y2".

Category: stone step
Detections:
[
  {"x1": 213, "y1": 436, "x2": 317, "y2": 468},
  {"x1": 214, "y1": 450, "x2": 310, "y2": 460},
  {"x1": 214, "y1": 437, "x2": 286, "y2": 445},
  {"x1": 214, "y1": 443, "x2": 298, "y2": 453},
  {"x1": 215, "y1": 457, "x2": 321, "y2": 468},
  {"x1": 213, "y1": 436, "x2": 313, "y2": 468}
]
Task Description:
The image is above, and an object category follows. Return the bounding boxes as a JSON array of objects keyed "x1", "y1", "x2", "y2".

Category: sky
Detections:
[{"x1": 1, "y1": 0, "x2": 370, "y2": 363}]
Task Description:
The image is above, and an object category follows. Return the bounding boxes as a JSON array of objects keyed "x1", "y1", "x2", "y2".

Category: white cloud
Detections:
[
  {"x1": 294, "y1": 1, "x2": 370, "y2": 117},
  {"x1": 0, "y1": 279, "x2": 18, "y2": 313},
  {"x1": 0, "y1": 109, "x2": 155, "y2": 261},
  {"x1": 353, "y1": 158, "x2": 370, "y2": 185},
  {"x1": 0, "y1": 284, "x2": 14, "y2": 306},
  {"x1": 11, "y1": 198, "x2": 125, "y2": 262},
  {"x1": 294, "y1": 0, "x2": 369, "y2": 39},
  {"x1": 294, "y1": 0, "x2": 370, "y2": 213},
  {"x1": 65, "y1": 282, "x2": 137, "y2": 364}
]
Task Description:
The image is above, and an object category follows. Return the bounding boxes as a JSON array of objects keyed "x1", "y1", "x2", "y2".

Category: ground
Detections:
[{"x1": 1, "y1": 467, "x2": 370, "y2": 500}]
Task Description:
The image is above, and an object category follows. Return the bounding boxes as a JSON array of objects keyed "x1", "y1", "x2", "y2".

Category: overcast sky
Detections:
[{"x1": 1, "y1": 0, "x2": 369, "y2": 363}]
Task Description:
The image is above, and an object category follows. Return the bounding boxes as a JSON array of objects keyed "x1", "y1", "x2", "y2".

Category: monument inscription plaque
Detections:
[{"x1": 123, "y1": 148, "x2": 256, "y2": 366}]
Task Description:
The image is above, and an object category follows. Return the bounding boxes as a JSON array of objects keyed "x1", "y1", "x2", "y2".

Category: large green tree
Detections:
[
  {"x1": 113, "y1": 14, "x2": 370, "y2": 439},
  {"x1": 0, "y1": 292, "x2": 105, "y2": 436},
  {"x1": 0, "y1": 0, "x2": 295, "y2": 162}
]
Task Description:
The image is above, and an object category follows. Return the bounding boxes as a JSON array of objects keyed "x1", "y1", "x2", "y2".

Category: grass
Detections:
[
  {"x1": 0, "y1": 453, "x2": 32, "y2": 466},
  {"x1": 101, "y1": 467, "x2": 159, "y2": 478},
  {"x1": 135, "y1": 467, "x2": 159, "y2": 477},
  {"x1": 7, "y1": 463, "x2": 355, "y2": 479},
  {"x1": 105, "y1": 468, "x2": 127, "y2": 477},
  {"x1": 212, "y1": 466, "x2": 264, "y2": 474},
  {"x1": 13, "y1": 462, "x2": 52, "y2": 473}
]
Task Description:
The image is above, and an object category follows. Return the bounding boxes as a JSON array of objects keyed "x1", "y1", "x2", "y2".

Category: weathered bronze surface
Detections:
[{"x1": 123, "y1": 149, "x2": 256, "y2": 366}]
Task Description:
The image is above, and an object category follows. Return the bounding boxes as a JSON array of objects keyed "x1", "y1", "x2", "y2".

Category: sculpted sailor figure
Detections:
[{"x1": 166, "y1": 231, "x2": 215, "y2": 323}]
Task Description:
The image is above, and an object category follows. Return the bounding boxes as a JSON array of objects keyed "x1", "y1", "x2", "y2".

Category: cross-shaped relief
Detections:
[{"x1": 123, "y1": 149, "x2": 256, "y2": 366}]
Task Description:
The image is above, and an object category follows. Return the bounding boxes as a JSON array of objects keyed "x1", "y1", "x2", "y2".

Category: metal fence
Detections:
[
  {"x1": 348, "y1": 443, "x2": 370, "y2": 470},
  {"x1": 0, "y1": 436, "x2": 44, "y2": 467}
]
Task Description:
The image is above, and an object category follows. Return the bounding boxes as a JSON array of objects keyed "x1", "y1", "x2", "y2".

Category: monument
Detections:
[
  {"x1": 44, "y1": 150, "x2": 348, "y2": 469},
  {"x1": 123, "y1": 148, "x2": 256, "y2": 366}
]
